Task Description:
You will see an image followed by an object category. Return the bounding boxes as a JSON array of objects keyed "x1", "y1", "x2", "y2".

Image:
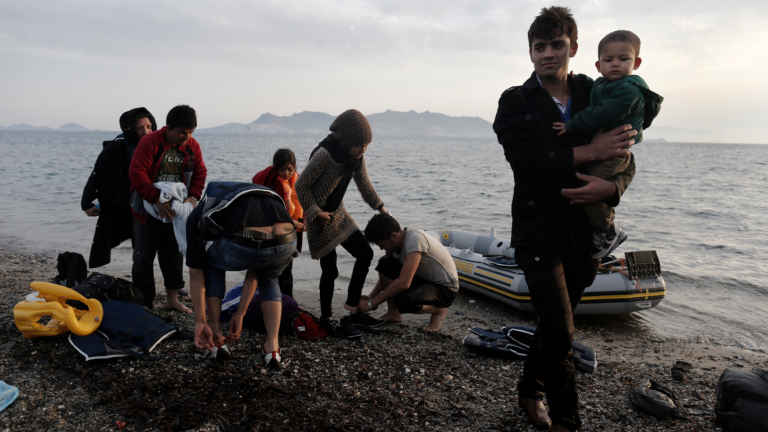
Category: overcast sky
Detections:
[{"x1": 1, "y1": 0, "x2": 765, "y2": 142}]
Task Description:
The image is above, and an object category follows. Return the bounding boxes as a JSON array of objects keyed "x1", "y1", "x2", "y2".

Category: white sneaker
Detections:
[{"x1": 591, "y1": 223, "x2": 628, "y2": 259}]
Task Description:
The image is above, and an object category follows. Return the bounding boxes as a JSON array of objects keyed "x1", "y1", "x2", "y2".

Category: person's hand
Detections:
[
  {"x1": 359, "y1": 295, "x2": 371, "y2": 302},
  {"x1": 378, "y1": 206, "x2": 388, "y2": 215},
  {"x1": 84, "y1": 206, "x2": 100, "y2": 217},
  {"x1": 317, "y1": 211, "x2": 332, "y2": 223},
  {"x1": 183, "y1": 197, "x2": 198, "y2": 208},
  {"x1": 194, "y1": 322, "x2": 215, "y2": 351},
  {"x1": 293, "y1": 219, "x2": 305, "y2": 231},
  {"x1": 553, "y1": 122, "x2": 567, "y2": 136},
  {"x1": 588, "y1": 125, "x2": 637, "y2": 161},
  {"x1": 561, "y1": 173, "x2": 617, "y2": 204},
  {"x1": 225, "y1": 313, "x2": 244, "y2": 343},
  {"x1": 358, "y1": 300, "x2": 371, "y2": 313},
  {"x1": 156, "y1": 200, "x2": 175, "y2": 221}
]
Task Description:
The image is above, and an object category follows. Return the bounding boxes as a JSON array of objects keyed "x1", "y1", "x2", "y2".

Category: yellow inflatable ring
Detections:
[{"x1": 13, "y1": 282, "x2": 104, "y2": 338}]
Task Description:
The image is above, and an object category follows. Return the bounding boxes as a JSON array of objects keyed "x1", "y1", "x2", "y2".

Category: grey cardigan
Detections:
[{"x1": 295, "y1": 148, "x2": 383, "y2": 259}]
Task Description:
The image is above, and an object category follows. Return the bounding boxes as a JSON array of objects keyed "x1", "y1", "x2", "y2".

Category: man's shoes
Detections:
[
  {"x1": 319, "y1": 316, "x2": 362, "y2": 340},
  {"x1": 591, "y1": 223, "x2": 628, "y2": 259},
  {"x1": 212, "y1": 344, "x2": 231, "y2": 361},
  {"x1": 518, "y1": 397, "x2": 552, "y2": 429},
  {"x1": 262, "y1": 345, "x2": 282, "y2": 370},
  {"x1": 550, "y1": 424, "x2": 572, "y2": 432},
  {"x1": 349, "y1": 312, "x2": 385, "y2": 328}
]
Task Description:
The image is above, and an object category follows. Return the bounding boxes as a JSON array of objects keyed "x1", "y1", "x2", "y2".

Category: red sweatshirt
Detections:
[{"x1": 128, "y1": 126, "x2": 207, "y2": 223}]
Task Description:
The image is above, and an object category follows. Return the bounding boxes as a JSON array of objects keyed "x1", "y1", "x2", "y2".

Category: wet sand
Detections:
[{"x1": 2, "y1": 249, "x2": 766, "y2": 431}]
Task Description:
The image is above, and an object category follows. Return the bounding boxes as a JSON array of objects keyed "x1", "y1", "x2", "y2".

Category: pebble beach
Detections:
[{"x1": 2, "y1": 249, "x2": 767, "y2": 431}]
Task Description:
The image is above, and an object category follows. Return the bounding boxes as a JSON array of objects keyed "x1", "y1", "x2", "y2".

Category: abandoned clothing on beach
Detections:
[{"x1": 392, "y1": 228, "x2": 460, "y2": 292}]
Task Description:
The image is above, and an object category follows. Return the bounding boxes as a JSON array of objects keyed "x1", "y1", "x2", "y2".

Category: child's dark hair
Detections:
[
  {"x1": 273, "y1": 148, "x2": 296, "y2": 169},
  {"x1": 166, "y1": 105, "x2": 197, "y2": 130},
  {"x1": 528, "y1": 6, "x2": 578, "y2": 48},
  {"x1": 364, "y1": 213, "x2": 401, "y2": 244},
  {"x1": 598, "y1": 30, "x2": 641, "y2": 57}
]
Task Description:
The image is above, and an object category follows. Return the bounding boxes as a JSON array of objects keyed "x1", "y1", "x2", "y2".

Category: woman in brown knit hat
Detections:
[{"x1": 296, "y1": 109, "x2": 389, "y2": 339}]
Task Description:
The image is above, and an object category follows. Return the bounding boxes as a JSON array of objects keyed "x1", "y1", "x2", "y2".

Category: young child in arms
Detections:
[{"x1": 554, "y1": 30, "x2": 664, "y2": 259}]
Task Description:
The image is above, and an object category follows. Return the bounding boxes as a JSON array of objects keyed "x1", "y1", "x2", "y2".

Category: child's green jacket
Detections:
[{"x1": 564, "y1": 75, "x2": 663, "y2": 143}]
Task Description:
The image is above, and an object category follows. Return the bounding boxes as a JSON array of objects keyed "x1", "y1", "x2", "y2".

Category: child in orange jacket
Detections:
[{"x1": 252, "y1": 149, "x2": 304, "y2": 297}]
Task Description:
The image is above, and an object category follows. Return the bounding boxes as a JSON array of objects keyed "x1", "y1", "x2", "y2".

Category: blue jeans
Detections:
[{"x1": 204, "y1": 237, "x2": 297, "y2": 302}]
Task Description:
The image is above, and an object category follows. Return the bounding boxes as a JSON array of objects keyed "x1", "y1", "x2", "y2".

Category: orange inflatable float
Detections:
[{"x1": 13, "y1": 282, "x2": 103, "y2": 338}]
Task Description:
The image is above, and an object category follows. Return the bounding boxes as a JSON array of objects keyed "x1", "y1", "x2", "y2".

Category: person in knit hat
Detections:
[{"x1": 295, "y1": 109, "x2": 389, "y2": 339}]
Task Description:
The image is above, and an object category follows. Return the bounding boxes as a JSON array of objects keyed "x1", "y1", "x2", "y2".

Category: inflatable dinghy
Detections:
[{"x1": 428, "y1": 229, "x2": 665, "y2": 315}]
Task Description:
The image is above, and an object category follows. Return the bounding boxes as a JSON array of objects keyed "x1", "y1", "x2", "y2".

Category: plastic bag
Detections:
[
  {"x1": 0, "y1": 381, "x2": 19, "y2": 412},
  {"x1": 716, "y1": 368, "x2": 768, "y2": 432}
]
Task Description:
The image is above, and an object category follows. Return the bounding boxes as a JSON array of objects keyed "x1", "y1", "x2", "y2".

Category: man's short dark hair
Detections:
[
  {"x1": 364, "y1": 213, "x2": 401, "y2": 244},
  {"x1": 272, "y1": 148, "x2": 296, "y2": 169},
  {"x1": 527, "y1": 6, "x2": 577, "y2": 48},
  {"x1": 598, "y1": 30, "x2": 641, "y2": 57},
  {"x1": 166, "y1": 105, "x2": 197, "y2": 130}
]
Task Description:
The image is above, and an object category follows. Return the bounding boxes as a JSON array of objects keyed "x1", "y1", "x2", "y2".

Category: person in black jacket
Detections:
[
  {"x1": 81, "y1": 108, "x2": 157, "y2": 268},
  {"x1": 492, "y1": 7, "x2": 637, "y2": 432}
]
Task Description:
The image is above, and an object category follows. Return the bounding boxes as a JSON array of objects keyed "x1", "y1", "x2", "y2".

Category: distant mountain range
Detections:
[
  {"x1": 0, "y1": 122, "x2": 90, "y2": 131},
  {"x1": 197, "y1": 110, "x2": 494, "y2": 137}
]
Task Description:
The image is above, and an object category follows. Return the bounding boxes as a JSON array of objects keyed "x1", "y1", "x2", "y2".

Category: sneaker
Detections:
[
  {"x1": 262, "y1": 345, "x2": 282, "y2": 370},
  {"x1": 349, "y1": 312, "x2": 385, "y2": 328},
  {"x1": 212, "y1": 344, "x2": 231, "y2": 361},
  {"x1": 320, "y1": 316, "x2": 362, "y2": 339},
  {"x1": 591, "y1": 223, "x2": 628, "y2": 259},
  {"x1": 177, "y1": 288, "x2": 190, "y2": 297}
]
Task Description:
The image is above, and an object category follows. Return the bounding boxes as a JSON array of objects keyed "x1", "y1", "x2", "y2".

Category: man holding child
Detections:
[{"x1": 493, "y1": 6, "x2": 639, "y2": 431}]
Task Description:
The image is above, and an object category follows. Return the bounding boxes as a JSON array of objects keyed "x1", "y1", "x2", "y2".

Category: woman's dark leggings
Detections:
[{"x1": 318, "y1": 230, "x2": 373, "y2": 319}]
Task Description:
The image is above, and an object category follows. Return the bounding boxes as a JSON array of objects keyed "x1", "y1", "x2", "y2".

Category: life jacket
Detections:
[
  {"x1": 198, "y1": 182, "x2": 285, "y2": 241},
  {"x1": 13, "y1": 282, "x2": 104, "y2": 338},
  {"x1": 68, "y1": 301, "x2": 189, "y2": 361},
  {"x1": 462, "y1": 326, "x2": 597, "y2": 373}
]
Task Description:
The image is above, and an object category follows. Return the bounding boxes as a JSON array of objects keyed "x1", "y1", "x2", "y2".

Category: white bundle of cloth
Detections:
[{"x1": 143, "y1": 182, "x2": 194, "y2": 256}]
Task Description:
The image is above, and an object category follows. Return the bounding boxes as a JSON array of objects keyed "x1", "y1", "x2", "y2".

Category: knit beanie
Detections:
[{"x1": 329, "y1": 109, "x2": 372, "y2": 148}]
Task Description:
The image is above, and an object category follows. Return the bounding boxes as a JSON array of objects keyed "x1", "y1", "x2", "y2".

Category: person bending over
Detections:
[
  {"x1": 295, "y1": 109, "x2": 389, "y2": 339},
  {"x1": 187, "y1": 183, "x2": 297, "y2": 369},
  {"x1": 358, "y1": 213, "x2": 459, "y2": 332},
  {"x1": 252, "y1": 148, "x2": 304, "y2": 297}
]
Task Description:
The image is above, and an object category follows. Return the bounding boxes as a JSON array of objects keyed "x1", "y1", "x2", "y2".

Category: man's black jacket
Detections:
[{"x1": 493, "y1": 72, "x2": 635, "y2": 251}]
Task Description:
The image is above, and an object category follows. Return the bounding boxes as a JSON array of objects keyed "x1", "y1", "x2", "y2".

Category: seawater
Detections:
[{"x1": 1, "y1": 131, "x2": 766, "y2": 351}]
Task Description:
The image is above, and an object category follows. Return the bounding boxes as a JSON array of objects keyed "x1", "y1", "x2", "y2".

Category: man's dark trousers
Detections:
[
  {"x1": 515, "y1": 246, "x2": 598, "y2": 431},
  {"x1": 132, "y1": 217, "x2": 184, "y2": 308}
]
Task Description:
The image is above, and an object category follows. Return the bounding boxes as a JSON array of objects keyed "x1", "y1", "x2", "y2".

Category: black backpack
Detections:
[
  {"x1": 66, "y1": 272, "x2": 144, "y2": 310},
  {"x1": 53, "y1": 251, "x2": 88, "y2": 288}
]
